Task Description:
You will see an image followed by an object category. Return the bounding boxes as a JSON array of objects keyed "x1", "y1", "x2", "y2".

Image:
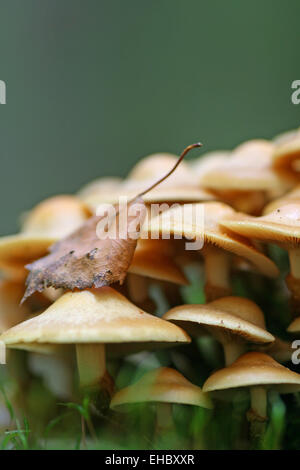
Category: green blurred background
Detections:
[{"x1": 0, "y1": 0, "x2": 299, "y2": 234}]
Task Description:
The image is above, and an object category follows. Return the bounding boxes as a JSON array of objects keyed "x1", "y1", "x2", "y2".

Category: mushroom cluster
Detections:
[{"x1": 0, "y1": 136, "x2": 300, "y2": 450}]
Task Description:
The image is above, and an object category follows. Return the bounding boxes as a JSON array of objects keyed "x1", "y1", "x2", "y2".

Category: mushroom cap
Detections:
[
  {"x1": 21, "y1": 195, "x2": 91, "y2": 238},
  {"x1": 163, "y1": 297, "x2": 274, "y2": 345},
  {"x1": 0, "y1": 287, "x2": 190, "y2": 348},
  {"x1": 258, "y1": 337, "x2": 294, "y2": 363},
  {"x1": 221, "y1": 203, "x2": 300, "y2": 245},
  {"x1": 142, "y1": 202, "x2": 279, "y2": 278},
  {"x1": 0, "y1": 281, "x2": 30, "y2": 334},
  {"x1": 128, "y1": 239, "x2": 188, "y2": 285},
  {"x1": 84, "y1": 186, "x2": 214, "y2": 209},
  {"x1": 128, "y1": 153, "x2": 196, "y2": 187},
  {"x1": 77, "y1": 177, "x2": 122, "y2": 199},
  {"x1": 189, "y1": 151, "x2": 229, "y2": 182},
  {"x1": 0, "y1": 196, "x2": 91, "y2": 274},
  {"x1": 273, "y1": 129, "x2": 300, "y2": 180},
  {"x1": 263, "y1": 184, "x2": 300, "y2": 214},
  {"x1": 110, "y1": 367, "x2": 213, "y2": 409},
  {"x1": 201, "y1": 140, "x2": 288, "y2": 192},
  {"x1": 83, "y1": 152, "x2": 215, "y2": 208},
  {"x1": 203, "y1": 352, "x2": 300, "y2": 394},
  {"x1": 287, "y1": 316, "x2": 300, "y2": 333}
]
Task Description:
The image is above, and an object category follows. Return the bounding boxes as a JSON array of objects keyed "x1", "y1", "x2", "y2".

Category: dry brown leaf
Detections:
[
  {"x1": 22, "y1": 143, "x2": 202, "y2": 302},
  {"x1": 22, "y1": 199, "x2": 146, "y2": 301}
]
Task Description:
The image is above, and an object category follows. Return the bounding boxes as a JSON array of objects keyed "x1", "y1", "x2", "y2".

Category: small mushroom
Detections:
[
  {"x1": 143, "y1": 202, "x2": 279, "y2": 301},
  {"x1": 83, "y1": 153, "x2": 215, "y2": 208},
  {"x1": 163, "y1": 297, "x2": 274, "y2": 365},
  {"x1": 220, "y1": 203, "x2": 300, "y2": 315},
  {"x1": 200, "y1": 140, "x2": 291, "y2": 214},
  {"x1": 203, "y1": 352, "x2": 300, "y2": 442},
  {"x1": 0, "y1": 196, "x2": 91, "y2": 279},
  {"x1": 110, "y1": 367, "x2": 212, "y2": 439},
  {"x1": 0, "y1": 288, "x2": 190, "y2": 398}
]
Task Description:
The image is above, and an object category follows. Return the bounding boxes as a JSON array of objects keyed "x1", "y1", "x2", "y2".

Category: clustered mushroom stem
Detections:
[
  {"x1": 248, "y1": 386, "x2": 267, "y2": 444},
  {"x1": 76, "y1": 343, "x2": 106, "y2": 388},
  {"x1": 288, "y1": 248, "x2": 300, "y2": 279},
  {"x1": 155, "y1": 402, "x2": 174, "y2": 437},
  {"x1": 127, "y1": 274, "x2": 149, "y2": 305},
  {"x1": 203, "y1": 247, "x2": 232, "y2": 301},
  {"x1": 223, "y1": 341, "x2": 246, "y2": 366}
]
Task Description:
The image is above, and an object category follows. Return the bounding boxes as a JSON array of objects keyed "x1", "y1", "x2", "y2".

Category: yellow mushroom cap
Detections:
[
  {"x1": 263, "y1": 184, "x2": 300, "y2": 214},
  {"x1": 110, "y1": 367, "x2": 213, "y2": 409},
  {"x1": 129, "y1": 239, "x2": 188, "y2": 285},
  {"x1": 203, "y1": 352, "x2": 300, "y2": 394},
  {"x1": 189, "y1": 151, "x2": 229, "y2": 183},
  {"x1": 0, "y1": 196, "x2": 91, "y2": 274},
  {"x1": 142, "y1": 202, "x2": 279, "y2": 278},
  {"x1": 163, "y1": 297, "x2": 274, "y2": 345},
  {"x1": 287, "y1": 316, "x2": 300, "y2": 334},
  {"x1": 221, "y1": 203, "x2": 300, "y2": 245},
  {"x1": 77, "y1": 177, "x2": 123, "y2": 199},
  {"x1": 84, "y1": 186, "x2": 214, "y2": 209},
  {"x1": 0, "y1": 281, "x2": 30, "y2": 334},
  {"x1": 0, "y1": 287, "x2": 190, "y2": 349},
  {"x1": 273, "y1": 129, "x2": 300, "y2": 180},
  {"x1": 127, "y1": 153, "x2": 195, "y2": 187},
  {"x1": 201, "y1": 140, "x2": 288, "y2": 192}
]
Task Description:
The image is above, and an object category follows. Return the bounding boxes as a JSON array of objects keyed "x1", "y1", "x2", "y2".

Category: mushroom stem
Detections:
[
  {"x1": 223, "y1": 341, "x2": 246, "y2": 366},
  {"x1": 127, "y1": 274, "x2": 155, "y2": 311},
  {"x1": 76, "y1": 343, "x2": 106, "y2": 388},
  {"x1": 289, "y1": 248, "x2": 300, "y2": 278},
  {"x1": 203, "y1": 246, "x2": 232, "y2": 301},
  {"x1": 247, "y1": 386, "x2": 268, "y2": 446},
  {"x1": 286, "y1": 248, "x2": 300, "y2": 316}
]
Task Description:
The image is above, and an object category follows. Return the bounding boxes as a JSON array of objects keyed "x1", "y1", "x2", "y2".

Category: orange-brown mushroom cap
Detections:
[
  {"x1": 287, "y1": 316, "x2": 300, "y2": 334},
  {"x1": 163, "y1": 297, "x2": 274, "y2": 345},
  {"x1": 203, "y1": 352, "x2": 300, "y2": 394},
  {"x1": 142, "y1": 202, "x2": 279, "y2": 278},
  {"x1": 0, "y1": 287, "x2": 190, "y2": 351},
  {"x1": 0, "y1": 196, "x2": 91, "y2": 277},
  {"x1": 110, "y1": 367, "x2": 213, "y2": 409},
  {"x1": 221, "y1": 203, "x2": 300, "y2": 246}
]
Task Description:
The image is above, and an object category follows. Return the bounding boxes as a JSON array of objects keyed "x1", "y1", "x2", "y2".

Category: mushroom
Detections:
[
  {"x1": 0, "y1": 281, "x2": 30, "y2": 334},
  {"x1": 126, "y1": 239, "x2": 188, "y2": 311},
  {"x1": 77, "y1": 177, "x2": 123, "y2": 199},
  {"x1": 82, "y1": 153, "x2": 215, "y2": 208},
  {"x1": 287, "y1": 316, "x2": 300, "y2": 334},
  {"x1": 189, "y1": 150, "x2": 229, "y2": 181},
  {"x1": 200, "y1": 140, "x2": 291, "y2": 214},
  {"x1": 220, "y1": 202, "x2": 300, "y2": 315},
  {"x1": 0, "y1": 287, "x2": 190, "y2": 397},
  {"x1": 163, "y1": 297, "x2": 274, "y2": 365},
  {"x1": 272, "y1": 127, "x2": 300, "y2": 182},
  {"x1": 203, "y1": 352, "x2": 300, "y2": 443},
  {"x1": 142, "y1": 202, "x2": 279, "y2": 301},
  {"x1": 110, "y1": 367, "x2": 212, "y2": 440},
  {"x1": 263, "y1": 184, "x2": 300, "y2": 214},
  {"x1": 257, "y1": 337, "x2": 294, "y2": 363},
  {"x1": 0, "y1": 195, "x2": 91, "y2": 279}
]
